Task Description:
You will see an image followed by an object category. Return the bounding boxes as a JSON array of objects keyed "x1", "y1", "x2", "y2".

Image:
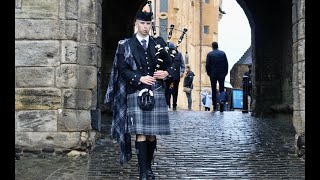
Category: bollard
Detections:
[{"x1": 242, "y1": 75, "x2": 249, "y2": 113}]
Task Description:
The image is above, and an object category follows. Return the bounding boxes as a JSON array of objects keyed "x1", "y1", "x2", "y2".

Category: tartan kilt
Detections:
[{"x1": 127, "y1": 82, "x2": 171, "y2": 135}]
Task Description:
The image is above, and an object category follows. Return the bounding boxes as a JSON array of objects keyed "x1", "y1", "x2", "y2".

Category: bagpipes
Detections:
[
  {"x1": 147, "y1": 1, "x2": 188, "y2": 71},
  {"x1": 138, "y1": 1, "x2": 187, "y2": 111}
]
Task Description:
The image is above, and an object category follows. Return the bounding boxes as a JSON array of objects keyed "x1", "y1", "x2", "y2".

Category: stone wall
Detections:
[
  {"x1": 230, "y1": 64, "x2": 249, "y2": 89},
  {"x1": 292, "y1": 0, "x2": 305, "y2": 157},
  {"x1": 15, "y1": 0, "x2": 103, "y2": 154}
]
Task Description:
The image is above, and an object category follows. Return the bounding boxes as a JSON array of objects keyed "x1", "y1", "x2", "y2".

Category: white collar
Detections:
[{"x1": 136, "y1": 33, "x2": 149, "y2": 46}]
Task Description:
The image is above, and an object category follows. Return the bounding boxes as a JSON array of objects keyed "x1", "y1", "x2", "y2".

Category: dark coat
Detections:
[
  {"x1": 166, "y1": 51, "x2": 185, "y2": 81},
  {"x1": 183, "y1": 70, "x2": 195, "y2": 88},
  {"x1": 117, "y1": 34, "x2": 181, "y2": 94},
  {"x1": 205, "y1": 49, "x2": 228, "y2": 77}
]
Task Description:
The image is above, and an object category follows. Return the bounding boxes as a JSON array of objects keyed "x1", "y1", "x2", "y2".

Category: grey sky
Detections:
[{"x1": 218, "y1": 0, "x2": 251, "y2": 82}]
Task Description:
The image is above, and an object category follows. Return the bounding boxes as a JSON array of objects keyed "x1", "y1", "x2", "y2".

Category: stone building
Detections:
[
  {"x1": 230, "y1": 46, "x2": 252, "y2": 89},
  {"x1": 15, "y1": 0, "x2": 305, "y2": 157},
  {"x1": 134, "y1": 0, "x2": 225, "y2": 111}
]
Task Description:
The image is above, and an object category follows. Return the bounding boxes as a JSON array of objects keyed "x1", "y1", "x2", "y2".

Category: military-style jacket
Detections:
[{"x1": 117, "y1": 34, "x2": 182, "y2": 94}]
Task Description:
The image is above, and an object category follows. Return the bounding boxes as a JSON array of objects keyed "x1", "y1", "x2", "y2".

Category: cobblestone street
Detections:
[{"x1": 15, "y1": 110, "x2": 305, "y2": 179}]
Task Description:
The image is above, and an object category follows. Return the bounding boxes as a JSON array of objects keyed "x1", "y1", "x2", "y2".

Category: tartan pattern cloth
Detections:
[
  {"x1": 127, "y1": 82, "x2": 171, "y2": 135},
  {"x1": 104, "y1": 39, "x2": 134, "y2": 166}
]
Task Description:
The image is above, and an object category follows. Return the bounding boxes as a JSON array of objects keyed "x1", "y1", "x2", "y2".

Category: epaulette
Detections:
[{"x1": 118, "y1": 38, "x2": 130, "y2": 45}]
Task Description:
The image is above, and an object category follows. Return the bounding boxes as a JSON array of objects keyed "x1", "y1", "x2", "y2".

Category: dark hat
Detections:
[
  {"x1": 168, "y1": 42, "x2": 176, "y2": 49},
  {"x1": 135, "y1": 10, "x2": 153, "y2": 21}
]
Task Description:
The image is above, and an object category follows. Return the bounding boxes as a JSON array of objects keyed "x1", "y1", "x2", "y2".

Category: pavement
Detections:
[{"x1": 15, "y1": 110, "x2": 305, "y2": 179}]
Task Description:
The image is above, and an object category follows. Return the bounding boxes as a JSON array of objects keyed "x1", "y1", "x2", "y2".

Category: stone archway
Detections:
[
  {"x1": 15, "y1": 0, "x2": 304, "y2": 156},
  {"x1": 235, "y1": 0, "x2": 305, "y2": 155}
]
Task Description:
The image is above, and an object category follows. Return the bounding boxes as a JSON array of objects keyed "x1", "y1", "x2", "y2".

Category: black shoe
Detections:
[{"x1": 173, "y1": 107, "x2": 177, "y2": 111}]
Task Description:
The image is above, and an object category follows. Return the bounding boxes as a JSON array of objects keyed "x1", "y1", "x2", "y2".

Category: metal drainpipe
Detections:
[
  {"x1": 154, "y1": 0, "x2": 156, "y2": 21},
  {"x1": 199, "y1": 0, "x2": 203, "y2": 111}
]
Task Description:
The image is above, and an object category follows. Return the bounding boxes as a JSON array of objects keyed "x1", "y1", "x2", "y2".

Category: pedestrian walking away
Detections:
[
  {"x1": 104, "y1": 9, "x2": 181, "y2": 180},
  {"x1": 205, "y1": 41, "x2": 229, "y2": 111},
  {"x1": 183, "y1": 65, "x2": 195, "y2": 110}
]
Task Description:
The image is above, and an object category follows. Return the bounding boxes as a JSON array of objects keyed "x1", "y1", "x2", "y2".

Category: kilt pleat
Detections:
[{"x1": 127, "y1": 83, "x2": 171, "y2": 135}]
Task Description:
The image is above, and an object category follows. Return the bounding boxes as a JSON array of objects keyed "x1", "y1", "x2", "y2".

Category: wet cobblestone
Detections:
[{"x1": 15, "y1": 110, "x2": 305, "y2": 179}]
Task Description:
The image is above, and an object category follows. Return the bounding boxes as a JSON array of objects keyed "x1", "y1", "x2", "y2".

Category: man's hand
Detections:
[
  {"x1": 153, "y1": 70, "x2": 169, "y2": 79},
  {"x1": 180, "y1": 73, "x2": 184, "y2": 78},
  {"x1": 140, "y1": 75, "x2": 156, "y2": 85}
]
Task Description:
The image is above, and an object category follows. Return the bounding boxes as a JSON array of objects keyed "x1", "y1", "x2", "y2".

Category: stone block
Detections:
[
  {"x1": 15, "y1": 132, "x2": 80, "y2": 149},
  {"x1": 61, "y1": 41, "x2": 78, "y2": 64},
  {"x1": 297, "y1": 0, "x2": 305, "y2": 20},
  {"x1": 97, "y1": 0, "x2": 103, "y2": 5},
  {"x1": 79, "y1": 0, "x2": 96, "y2": 23},
  {"x1": 297, "y1": 61, "x2": 305, "y2": 88},
  {"x1": 298, "y1": 87, "x2": 305, "y2": 111},
  {"x1": 77, "y1": 44, "x2": 98, "y2": 65},
  {"x1": 297, "y1": 19, "x2": 305, "y2": 40},
  {"x1": 297, "y1": 39, "x2": 305, "y2": 62},
  {"x1": 15, "y1": 19, "x2": 78, "y2": 40},
  {"x1": 96, "y1": 2, "x2": 102, "y2": 28},
  {"x1": 96, "y1": 47, "x2": 102, "y2": 68},
  {"x1": 292, "y1": 87, "x2": 300, "y2": 111},
  {"x1": 15, "y1": 88, "x2": 61, "y2": 110},
  {"x1": 97, "y1": 27, "x2": 102, "y2": 48},
  {"x1": 292, "y1": 23, "x2": 297, "y2": 44},
  {"x1": 91, "y1": 87, "x2": 98, "y2": 109},
  {"x1": 291, "y1": 2, "x2": 297, "y2": 24},
  {"x1": 15, "y1": 41, "x2": 60, "y2": 67},
  {"x1": 56, "y1": 64, "x2": 79, "y2": 88},
  {"x1": 16, "y1": 0, "x2": 22, "y2": 9},
  {"x1": 15, "y1": 0, "x2": 59, "y2": 19},
  {"x1": 66, "y1": 0, "x2": 78, "y2": 19},
  {"x1": 79, "y1": 23, "x2": 96, "y2": 43},
  {"x1": 57, "y1": 109, "x2": 91, "y2": 131},
  {"x1": 15, "y1": 110, "x2": 57, "y2": 132},
  {"x1": 293, "y1": 111, "x2": 304, "y2": 133},
  {"x1": 62, "y1": 89, "x2": 92, "y2": 109},
  {"x1": 292, "y1": 42, "x2": 298, "y2": 64},
  {"x1": 79, "y1": 66, "x2": 97, "y2": 89},
  {"x1": 15, "y1": 67, "x2": 55, "y2": 87}
]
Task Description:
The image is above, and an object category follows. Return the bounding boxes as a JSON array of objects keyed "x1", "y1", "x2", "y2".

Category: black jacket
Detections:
[
  {"x1": 205, "y1": 49, "x2": 228, "y2": 77},
  {"x1": 117, "y1": 34, "x2": 181, "y2": 94},
  {"x1": 183, "y1": 71, "x2": 195, "y2": 88}
]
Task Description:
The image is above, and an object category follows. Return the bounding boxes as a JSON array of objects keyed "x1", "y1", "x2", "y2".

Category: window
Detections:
[
  {"x1": 205, "y1": 0, "x2": 210, "y2": 4},
  {"x1": 204, "y1": 26, "x2": 209, "y2": 34}
]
